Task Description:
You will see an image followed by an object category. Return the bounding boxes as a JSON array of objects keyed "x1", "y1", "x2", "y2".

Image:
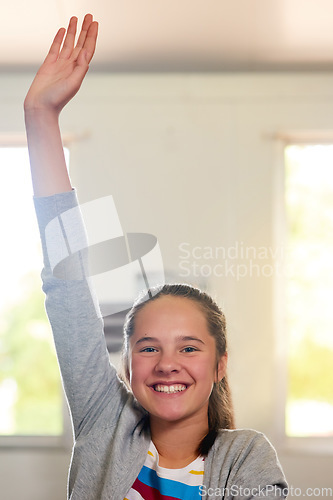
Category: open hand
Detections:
[{"x1": 24, "y1": 14, "x2": 98, "y2": 115}]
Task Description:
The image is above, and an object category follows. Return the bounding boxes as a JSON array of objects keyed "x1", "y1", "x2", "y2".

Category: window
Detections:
[
  {"x1": 0, "y1": 146, "x2": 68, "y2": 442},
  {"x1": 284, "y1": 144, "x2": 333, "y2": 439}
]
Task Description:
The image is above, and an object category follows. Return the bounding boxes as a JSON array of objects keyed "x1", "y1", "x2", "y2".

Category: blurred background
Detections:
[{"x1": 1, "y1": 1, "x2": 333, "y2": 498}]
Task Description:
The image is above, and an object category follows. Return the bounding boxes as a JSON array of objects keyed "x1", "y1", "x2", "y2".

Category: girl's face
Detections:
[{"x1": 128, "y1": 296, "x2": 227, "y2": 427}]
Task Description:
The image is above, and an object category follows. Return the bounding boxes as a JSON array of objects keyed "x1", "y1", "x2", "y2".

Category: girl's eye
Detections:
[
  {"x1": 182, "y1": 346, "x2": 197, "y2": 353},
  {"x1": 140, "y1": 347, "x2": 157, "y2": 353}
]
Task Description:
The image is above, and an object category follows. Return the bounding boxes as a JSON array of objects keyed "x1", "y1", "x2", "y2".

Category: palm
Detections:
[{"x1": 25, "y1": 15, "x2": 98, "y2": 113}]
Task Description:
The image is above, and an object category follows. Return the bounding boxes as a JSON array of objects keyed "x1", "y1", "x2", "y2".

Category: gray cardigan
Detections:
[{"x1": 34, "y1": 190, "x2": 288, "y2": 500}]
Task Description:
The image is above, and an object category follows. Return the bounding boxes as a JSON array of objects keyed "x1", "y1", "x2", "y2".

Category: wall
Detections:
[{"x1": 1, "y1": 71, "x2": 333, "y2": 499}]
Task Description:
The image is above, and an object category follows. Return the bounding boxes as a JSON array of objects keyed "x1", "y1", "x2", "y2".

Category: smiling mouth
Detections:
[{"x1": 153, "y1": 384, "x2": 187, "y2": 394}]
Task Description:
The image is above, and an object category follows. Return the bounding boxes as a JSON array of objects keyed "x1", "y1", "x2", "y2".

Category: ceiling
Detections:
[{"x1": 3, "y1": 0, "x2": 333, "y2": 72}]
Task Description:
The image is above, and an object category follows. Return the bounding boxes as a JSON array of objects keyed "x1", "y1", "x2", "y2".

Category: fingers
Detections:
[
  {"x1": 59, "y1": 16, "x2": 78, "y2": 59},
  {"x1": 45, "y1": 27, "x2": 66, "y2": 63},
  {"x1": 73, "y1": 14, "x2": 98, "y2": 64},
  {"x1": 82, "y1": 20, "x2": 98, "y2": 64},
  {"x1": 75, "y1": 13, "x2": 94, "y2": 51},
  {"x1": 44, "y1": 14, "x2": 98, "y2": 66}
]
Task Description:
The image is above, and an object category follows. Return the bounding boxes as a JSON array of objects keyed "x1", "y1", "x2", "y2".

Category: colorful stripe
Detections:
[
  {"x1": 132, "y1": 466, "x2": 201, "y2": 499},
  {"x1": 131, "y1": 477, "x2": 179, "y2": 500},
  {"x1": 124, "y1": 442, "x2": 204, "y2": 500}
]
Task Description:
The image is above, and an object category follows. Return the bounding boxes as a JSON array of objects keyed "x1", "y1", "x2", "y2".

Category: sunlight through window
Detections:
[
  {"x1": 285, "y1": 144, "x2": 333, "y2": 438},
  {"x1": 0, "y1": 147, "x2": 67, "y2": 436}
]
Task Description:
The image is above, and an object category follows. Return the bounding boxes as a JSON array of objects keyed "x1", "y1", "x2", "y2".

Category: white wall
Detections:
[{"x1": 1, "y1": 71, "x2": 333, "y2": 499}]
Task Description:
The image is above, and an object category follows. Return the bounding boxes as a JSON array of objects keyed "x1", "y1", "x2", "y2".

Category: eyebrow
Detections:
[{"x1": 134, "y1": 335, "x2": 205, "y2": 346}]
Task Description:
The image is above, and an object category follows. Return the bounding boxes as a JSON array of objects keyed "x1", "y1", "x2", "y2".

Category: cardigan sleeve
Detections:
[
  {"x1": 227, "y1": 431, "x2": 288, "y2": 499},
  {"x1": 34, "y1": 189, "x2": 129, "y2": 438},
  {"x1": 202, "y1": 429, "x2": 288, "y2": 499}
]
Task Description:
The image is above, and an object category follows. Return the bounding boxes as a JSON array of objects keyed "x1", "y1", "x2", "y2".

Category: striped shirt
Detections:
[{"x1": 124, "y1": 441, "x2": 205, "y2": 500}]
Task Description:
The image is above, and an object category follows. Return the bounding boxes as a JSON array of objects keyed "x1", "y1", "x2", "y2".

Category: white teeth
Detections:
[{"x1": 154, "y1": 384, "x2": 186, "y2": 393}]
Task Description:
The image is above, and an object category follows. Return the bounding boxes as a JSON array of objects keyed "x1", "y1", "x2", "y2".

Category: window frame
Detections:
[
  {"x1": 273, "y1": 131, "x2": 333, "y2": 455},
  {"x1": 0, "y1": 135, "x2": 73, "y2": 449},
  {"x1": 0, "y1": 403, "x2": 72, "y2": 449}
]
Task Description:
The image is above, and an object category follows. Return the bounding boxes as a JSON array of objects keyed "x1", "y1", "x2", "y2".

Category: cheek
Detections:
[
  {"x1": 128, "y1": 355, "x2": 148, "y2": 387},
  {"x1": 193, "y1": 356, "x2": 218, "y2": 385},
  {"x1": 128, "y1": 356, "x2": 136, "y2": 386}
]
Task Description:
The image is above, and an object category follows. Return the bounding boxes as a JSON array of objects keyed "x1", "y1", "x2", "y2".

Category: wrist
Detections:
[
  {"x1": 24, "y1": 105, "x2": 60, "y2": 132},
  {"x1": 24, "y1": 103, "x2": 59, "y2": 120}
]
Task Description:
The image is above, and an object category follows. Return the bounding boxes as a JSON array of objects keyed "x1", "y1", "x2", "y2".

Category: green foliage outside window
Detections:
[
  {"x1": 0, "y1": 147, "x2": 66, "y2": 437},
  {"x1": 0, "y1": 270, "x2": 62, "y2": 436},
  {"x1": 285, "y1": 145, "x2": 333, "y2": 437}
]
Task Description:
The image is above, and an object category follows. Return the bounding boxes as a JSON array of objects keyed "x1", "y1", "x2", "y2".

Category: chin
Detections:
[{"x1": 149, "y1": 409, "x2": 196, "y2": 425}]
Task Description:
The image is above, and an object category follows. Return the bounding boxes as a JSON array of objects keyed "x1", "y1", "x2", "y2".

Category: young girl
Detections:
[{"x1": 24, "y1": 14, "x2": 288, "y2": 500}]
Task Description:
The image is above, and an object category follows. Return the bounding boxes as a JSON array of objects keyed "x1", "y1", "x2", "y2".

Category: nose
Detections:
[{"x1": 154, "y1": 350, "x2": 181, "y2": 374}]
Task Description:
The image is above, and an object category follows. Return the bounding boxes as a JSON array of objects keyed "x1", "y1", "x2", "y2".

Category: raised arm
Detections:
[
  {"x1": 26, "y1": 15, "x2": 131, "y2": 439},
  {"x1": 24, "y1": 14, "x2": 98, "y2": 197}
]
